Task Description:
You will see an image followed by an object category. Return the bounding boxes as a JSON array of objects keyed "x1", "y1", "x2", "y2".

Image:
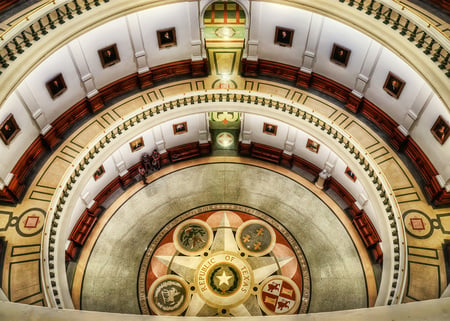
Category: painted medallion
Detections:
[{"x1": 138, "y1": 204, "x2": 310, "y2": 316}]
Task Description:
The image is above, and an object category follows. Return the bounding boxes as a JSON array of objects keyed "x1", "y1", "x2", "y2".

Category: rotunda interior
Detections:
[{"x1": 0, "y1": 1, "x2": 449, "y2": 320}]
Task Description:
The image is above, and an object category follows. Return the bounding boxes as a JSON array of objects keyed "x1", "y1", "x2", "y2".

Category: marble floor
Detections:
[
  {"x1": 0, "y1": 33, "x2": 449, "y2": 316},
  {"x1": 72, "y1": 160, "x2": 375, "y2": 315}
]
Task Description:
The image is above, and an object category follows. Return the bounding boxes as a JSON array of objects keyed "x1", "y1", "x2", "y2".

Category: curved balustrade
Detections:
[
  {"x1": 0, "y1": 0, "x2": 108, "y2": 74},
  {"x1": 340, "y1": 0, "x2": 449, "y2": 76},
  {"x1": 40, "y1": 90, "x2": 407, "y2": 310},
  {"x1": 0, "y1": 0, "x2": 448, "y2": 79}
]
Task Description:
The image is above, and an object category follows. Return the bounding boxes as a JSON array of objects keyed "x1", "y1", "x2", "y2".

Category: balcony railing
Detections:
[
  {"x1": 41, "y1": 90, "x2": 407, "y2": 309},
  {"x1": 339, "y1": 0, "x2": 449, "y2": 76},
  {"x1": 0, "y1": 0, "x2": 448, "y2": 80},
  {"x1": 0, "y1": 0, "x2": 109, "y2": 74}
]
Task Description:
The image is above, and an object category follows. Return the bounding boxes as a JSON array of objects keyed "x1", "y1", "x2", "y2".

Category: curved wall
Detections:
[
  {"x1": 0, "y1": 0, "x2": 446, "y2": 309},
  {"x1": 38, "y1": 87, "x2": 405, "y2": 310},
  {"x1": 0, "y1": 1, "x2": 448, "y2": 194}
]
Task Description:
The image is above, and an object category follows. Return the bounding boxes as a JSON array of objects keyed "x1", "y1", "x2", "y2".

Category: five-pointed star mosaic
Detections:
[
  {"x1": 155, "y1": 212, "x2": 294, "y2": 316},
  {"x1": 217, "y1": 270, "x2": 233, "y2": 286}
]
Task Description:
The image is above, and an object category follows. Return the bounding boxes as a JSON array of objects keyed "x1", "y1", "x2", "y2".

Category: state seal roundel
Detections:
[
  {"x1": 257, "y1": 275, "x2": 301, "y2": 315},
  {"x1": 148, "y1": 275, "x2": 190, "y2": 315}
]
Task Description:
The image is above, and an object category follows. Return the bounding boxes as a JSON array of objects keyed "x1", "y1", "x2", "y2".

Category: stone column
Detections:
[
  {"x1": 246, "y1": 0, "x2": 260, "y2": 61},
  {"x1": 68, "y1": 40, "x2": 104, "y2": 112},
  {"x1": 241, "y1": 1, "x2": 259, "y2": 76},
  {"x1": 188, "y1": 2, "x2": 207, "y2": 76},
  {"x1": 345, "y1": 40, "x2": 382, "y2": 112},
  {"x1": 80, "y1": 191, "x2": 95, "y2": 210},
  {"x1": 113, "y1": 149, "x2": 137, "y2": 188},
  {"x1": 152, "y1": 126, "x2": 170, "y2": 165},
  {"x1": 16, "y1": 83, "x2": 52, "y2": 136},
  {"x1": 399, "y1": 85, "x2": 433, "y2": 136},
  {"x1": 297, "y1": 14, "x2": 323, "y2": 87},
  {"x1": 199, "y1": 113, "x2": 210, "y2": 144},
  {"x1": 152, "y1": 126, "x2": 166, "y2": 154},
  {"x1": 112, "y1": 150, "x2": 128, "y2": 178},
  {"x1": 126, "y1": 14, "x2": 152, "y2": 88},
  {"x1": 355, "y1": 193, "x2": 368, "y2": 210},
  {"x1": 315, "y1": 155, "x2": 336, "y2": 189},
  {"x1": 189, "y1": 2, "x2": 203, "y2": 61},
  {"x1": 199, "y1": 113, "x2": 210, "y2": 155},
  {"x1": 281, "y1": 127, "x2": 297, "y2": 167},
  {"x1": 315, "y1": 168, "x2": 330, "y2": 189},
  {"x1": 390, "y1": 84, "x2": 433, "y2": 150},
  {"x1": 239, "y1": 113, "x2": 252, "y2": 155}
]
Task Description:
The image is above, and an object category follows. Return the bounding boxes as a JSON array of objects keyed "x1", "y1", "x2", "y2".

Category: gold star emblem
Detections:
[{"x1": 216, "y1": 270, "x2": 232, "y2": 286}]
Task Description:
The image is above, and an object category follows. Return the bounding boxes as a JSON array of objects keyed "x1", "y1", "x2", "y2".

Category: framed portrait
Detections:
[
  {"x1": 330, "y1": 43, "x2": 351, "y2": 67},
  {"x1": 98, "y1": 44, "x2": 120, "y2": 68},
  {"x1": 431, "y1": 115, "x2": 450, "y2": 144},
  {"x1": 345, "y1": 166, "x2": 357, "y2": 182},
  {"x1": 157, "y1": 27, "x2": 177, "y2": 48},
  {"x1": 46, "y1": 73, "x2": 67, "y2": 99},
  {"x1": 263, "y1": 123, "x2": 277, "y2": 136},
  {"x1": 306, "y1": 138, "x2": 320, "y2": 153},
  {"x1": 383, "y1": 72, "x2": 405, "y2": 99},
  {"x1": 93, "y1": 165, "x2": 105, "y2": 181},
  {"x1": 0, "y1": 114, "x2": 20, "y2": 145},
  {"x1": 274, "y1": 26, "x2": 294, "y2": 47},
  {"x1": 173, "y1": 122, "x2": 187, "y2": 135},
  {"x1": 129, "y1": 137, "x2": 144, "y2": 152}
]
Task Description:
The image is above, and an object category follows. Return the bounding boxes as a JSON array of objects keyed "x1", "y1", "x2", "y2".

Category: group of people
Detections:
[{"x1": 138, "y1": 149, "x2": 161, "y2": 185}]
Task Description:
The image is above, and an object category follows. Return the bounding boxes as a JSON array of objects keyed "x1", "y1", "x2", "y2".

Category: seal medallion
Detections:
[
  {"x1": 173, "y1": 219, "x2": 213, "y2": 255},
  {"x1": 139, "y1": 206, "x2": 310, "y2": 316},
  {"x1": 236, "y1": 219, "x2": 276, "y2": 256},
  {"x1": 148, "y1": 275, "x2": 190, "y2": 315},
  {"x1": 257, "y1": 275, "x2": 300, "y2": 315},
  {"x1": 196, "y1": 252, "x2": 253, "y2": 307}
]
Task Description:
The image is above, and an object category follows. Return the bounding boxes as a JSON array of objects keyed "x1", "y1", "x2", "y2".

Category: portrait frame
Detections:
[
  {"x1": 46, "y1": 73, "x2": 67, "y2": 99},
  {"x1": 274, "y1": 26, "x2": 294, "y2": 47},
  {"x1": 0, "y1": 113, "x2": 20, "y2": 145},
  {"x1": 93, "y1": 165, "x2": 105, "y2": 181},
  {"x1": 306, "y1": 138, "x2": 320, "y2": 153},
  {"x1": 345, "y1": 166, "x2": 357, "y2": 182},
  {"x1": 263, "y1": 123, "x2": 277, "y2": 136},
  {"x1": 157, "y1": 27, "x2": 177, "y2": 48},
  {"x1": 330, "y1": 43, "x2": 351, "y2": 67},
  {"x1": 383, "y1": 72, "x2": 405, "y2": 99},
  {"x1": 129, "y1": 137, "x2": 145, "y2": 152},
  {"x1": 173, "y1": 122, "x2": 188, "y2": 135},
  {"x1": 98, "y1": 43, "x2": 120, "y2": 68},
  {"x1": 431, "y1": 115, "x2": 450, "y2": 145}
]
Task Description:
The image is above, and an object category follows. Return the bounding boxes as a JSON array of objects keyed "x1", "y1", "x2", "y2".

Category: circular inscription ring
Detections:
[
  {"x1": 195, "y1": 252, "x2": 253, "y2": 308},
  {"x1": 148, "y1": 275, "x2": 190, "y2": 315}
]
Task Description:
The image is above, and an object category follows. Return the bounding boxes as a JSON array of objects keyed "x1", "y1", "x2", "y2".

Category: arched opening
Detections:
[
  {"x1": 209, "y1": 112, "x2": 241, "y2": 155},
  {"x1": 203, "y1": 1, "x2": 246, "y2": 46},
  {"x1": 202, "y1": 1, "x2": 247, "y2": 90},
  {"x1": 202, "y1": 1, "x2": 248, "y2": 153}
]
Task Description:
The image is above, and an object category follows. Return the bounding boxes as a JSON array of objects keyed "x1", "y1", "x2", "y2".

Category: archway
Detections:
[
  {"x1": 202, "y1": 1, "x2": 246, "y2": 46},
  {"x1": 202, "y1": 1, "x2": 246, "y2": 90},
  {"x1": 209, "y1": 112, "x2": 241, "y2": 155}
]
